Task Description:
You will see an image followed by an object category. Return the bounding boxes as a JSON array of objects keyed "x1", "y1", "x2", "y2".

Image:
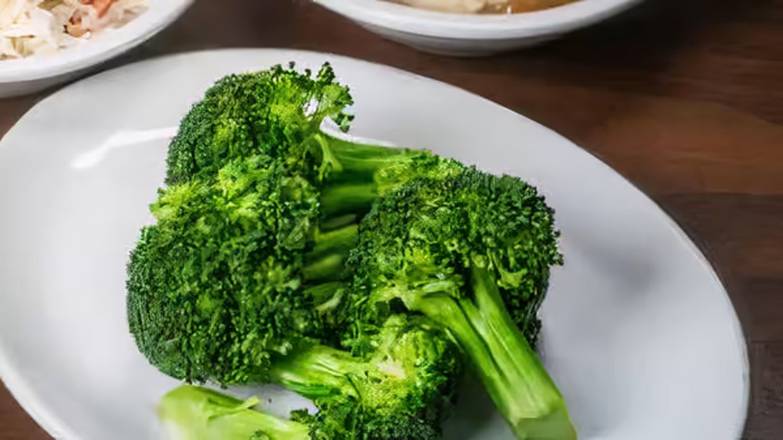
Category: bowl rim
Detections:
[
  {"x1": 314, "y1": 0, "x2": 642, "y2": 39},
  {"x1": 0, "y1": 0, "x2": 192, "y2": 82}
]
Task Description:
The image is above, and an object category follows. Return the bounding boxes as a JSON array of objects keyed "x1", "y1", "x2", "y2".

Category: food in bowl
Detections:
[
  {"x1": 391, "y1": 0, "x2": 577, "y2": 14},
  {"x1": 0, "y1": 0, "x2": 148, "y2": 60}
]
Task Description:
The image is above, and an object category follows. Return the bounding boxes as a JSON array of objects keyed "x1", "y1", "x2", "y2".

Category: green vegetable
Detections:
[
  {"x1": 346, "y1": 169, "x2": 576, "y2": 440},
  {"x1": 128, "y1": 155, "x2": 328, "y2": 384},
  {"x1": 164, "y1": 63, "x2": 462, "y2": 220},
  {"x1": 127, "y1": 155, "x2": 461, "y2": 439},
  {"x1": 159, "y1": 385, "x2": 310, "y2": 440},
  {"x1": 159, "y1": 382, "x2": 451, "y2": 440},
  {"x1": 274, "y1": 315, "x2": 461, "y2": 439},
  {"x1": 149, "y1": 314, "x2": 459, "y2": 439},
  {"x1": 133, "y1": 63, "x2": 576, "y2": 439}
]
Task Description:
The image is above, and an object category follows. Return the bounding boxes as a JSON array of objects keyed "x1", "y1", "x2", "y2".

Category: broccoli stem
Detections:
[
  {"x1": 395, "y1": 267, "x2": 576, "y2": 440},
  {"x1": 269, "y1": 344, "x2": 364, "y2": 400},
  {"x1": 303, "y1": 281, "x2": 346, "y2": 306},
  {"x1": 310, "y1": 224, "x2": 359, "y2": 260},
  {"x1": 159, "y1": 385, "x2": 310, "y2": 440},
  {"x1": 319, "y1": 182, "x2": 378, "y2": 218},
  {"x1": 318, "y1": 133, "x2": 408, "y2": 182},
  {"x1": 302, "y1": 224, "x2": 359, "y2": 282},
  {"x1": 315, "y1": 133, "x2": 424, "y2": 218}
]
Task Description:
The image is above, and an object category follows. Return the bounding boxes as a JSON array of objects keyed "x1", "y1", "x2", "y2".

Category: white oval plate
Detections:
[
  {"x1": 0, "y1": 0, "x2": 192, "y2": 97},
  {"x1": 0, "y1": 49, "x2": 748, "y2": 440}
]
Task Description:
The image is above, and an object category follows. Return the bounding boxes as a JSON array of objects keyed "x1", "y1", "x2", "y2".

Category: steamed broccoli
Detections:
[
  {"x1": 165, "y1": 62, "x2": 354, "y2": 186},
  {"x1": 271, "y1": 315, "x2": 460, "y2": 439},
  {"x1": 127, "y1": 156, "x2": 461, "y2": 439},
  {"x1": 346, "y1": 169, "x2": 576, "y2": 440},
  {"x1": 158, "y1": 385, "x2": 311, "y2": 440},
  {"x1": 159, "y1": 383, "x2": 449, "y2": 440},
  {"x1": 128, "y1": 155, "x2": 329, "y2": 384},
  {"x1": 133, "y1": 63, "x2": 577, "y2": 439},
  {"x1": 165, "y1": 63, "x2": 462, "y2": 221}
]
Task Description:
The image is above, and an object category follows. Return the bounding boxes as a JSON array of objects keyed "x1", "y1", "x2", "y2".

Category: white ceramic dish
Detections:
[
  {"x1": 315, "y1": 0, "x2": 641, "y2": 56},
  {"x1": 0, "y1": 49, "x2": 748, "y2": 439},
  {"x1": 0, "y1": 0, "x2": 192, "y2": 98}
]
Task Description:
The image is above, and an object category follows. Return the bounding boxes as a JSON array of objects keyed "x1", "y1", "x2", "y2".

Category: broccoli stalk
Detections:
[
  {"x1": 159, "y1": 385, "x2": 310, "y2": 440},
  {"x1": 390, "y1": 265, "x2": 574, "y2": 439},
  {"x1": 301, "y1": 224, "x2": 359, "y2": 283},
  {"x1": 152, "y1": 316, "x2": 459, "y2": 440},
  {"x1": 267, "y1": 314, "x2": 460, "y2": 440},
  {"x1": 348, "y1": 172, "x2": 576, "y2": 439}
]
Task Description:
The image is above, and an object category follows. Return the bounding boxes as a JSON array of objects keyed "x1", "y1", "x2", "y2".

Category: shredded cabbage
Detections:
[{"x1": 0, "y1": 0, "x2": 148, "y2": 60}]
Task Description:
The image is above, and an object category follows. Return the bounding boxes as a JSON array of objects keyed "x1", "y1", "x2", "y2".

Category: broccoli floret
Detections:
[
  {"x1": 154, "y1": 316, "x2": 459, "y2": 440},
  {"x1": 128, "y1": 156, "x2": 460, "y2": 439},
  {"x1": 159, "y1": 383, "x2": 445, "y2": 440},
  {"x1": 165, "y1": 63, "x2": 463, "y2": 220},
  {"x1": 271, "y1": 315, "x2": 460, "y2": 439},
  {"x1": 158, "y1": 385, "x2": 311, "y2": 440},
  {"x1": 128, "y1": 155, "x2": 335, "y2": 384},
  {"x1": 346, "y1": 169, "x2": 576, "y2": 440},
  {"x1": 137, "y1": 63, "x2": 571, "y2": 439},
  {"x1": 166, "y1": 63, "x2": 354, "y2": 186}
]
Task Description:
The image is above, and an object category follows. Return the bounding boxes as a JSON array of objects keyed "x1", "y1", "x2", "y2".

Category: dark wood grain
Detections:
[{"x1": 1, "y1": 0, "x2": 782, "y2": 438}]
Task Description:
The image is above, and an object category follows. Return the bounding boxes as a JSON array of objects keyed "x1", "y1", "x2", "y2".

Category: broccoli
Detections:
[
  {"x1": 148, "y1": 313, "x2": 459, "y2": 439},
  {"x1": 272, "y1": 315, "x2": 461, "y2": 439},
  {"x1": 346, "y1": 170, "x2": 576, "y2": 440},
  {"x1": 157, "y1": 319, "x2": 459, "y2": 440},
  {"x1": 164, "y1": 63, "x2": 462, "y2": 221},
  {"x1": 159, "y1": 383, "x2": 446, "y2": 440},
  {"x1": 158, "y1": 385, "x2": 311, "y2": 440},
  {"x1": 128, "y1": 155, "x2": 329, "y2": 384},
  {"x1": 127, "y1": 156, "x2": 461, "y2": 439},
  {"x1": 133, "y1": 63, "x2": 576, "y2": 439},
  {"x1": 165, "y1": 62, "x2": 354, "y2": 186}
]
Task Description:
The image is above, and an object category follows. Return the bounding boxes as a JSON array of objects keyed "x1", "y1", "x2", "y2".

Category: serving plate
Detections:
[
  {"x1": 0, "y1": 49, "x2": 748, "y2": 439},
  {"x1": 0, "y1": 0, "x2": 192, "y2": 98}
]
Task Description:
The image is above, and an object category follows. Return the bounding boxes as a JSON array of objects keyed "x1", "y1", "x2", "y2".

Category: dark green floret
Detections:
[
  {"x1": 166, "y1": 62, "x2": 354, "y2": 186},
  {"x1": 127, "y1": 155, "x2": 329, "y2": 384},
  {"x1": 165, "y1": 63, "x2": 463, "y2": 221},
  {"x1": 128, "y1": 155, "x2": 461, "y2": 439},
  {"x1": 346, "y1": 169, "x2": 575, "y2": 440},
  {"x1": 131, "y1": 62, "x2": 576, "y2": 440},
  {"x1": 154, "y1": 316, "x2": 460, "y2": 439}
]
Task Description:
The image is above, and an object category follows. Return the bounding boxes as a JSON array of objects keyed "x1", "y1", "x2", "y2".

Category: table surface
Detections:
[{"x1": 1, "y1": 0, "x2": 782, "y2": 439}]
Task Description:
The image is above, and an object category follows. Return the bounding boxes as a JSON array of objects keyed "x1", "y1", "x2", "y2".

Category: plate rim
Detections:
[
  {"x1": 0, "y1": 0, "x2": 193, "y2": 82},
  {"x1": 0, "y1": 48, "x2": 750, "y2": 440},
  {"x1": 313, "y1": 0, "x2": 642, "y2": 39}
]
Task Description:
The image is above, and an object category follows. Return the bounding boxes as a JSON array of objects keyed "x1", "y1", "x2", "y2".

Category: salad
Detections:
[{"x1": 0, "y1": 0, "x2": 148, "y2": 60}]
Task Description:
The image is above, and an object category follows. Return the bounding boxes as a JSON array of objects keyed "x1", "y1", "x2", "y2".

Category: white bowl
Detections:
[
  {"x1": 0, "y1": 0, "x2": 192, "y2": 98},
  {"x1": 314, "y1": 0, "x2": 642, "y2": 56}
]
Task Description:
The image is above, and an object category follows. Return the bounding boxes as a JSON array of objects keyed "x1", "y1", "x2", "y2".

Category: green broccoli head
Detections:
[
  {"x1": 271, "y1": 315, "x2": 461, "y2": 440},
  {"x1": 158, "y1": 315, "x2": 461, "y2": 440},
  {"x1": 165, "y1": 62, "x2": 465, "y2": 214},
  {"x1": 127, "y1": 155, "x2": 325, "y2": 384},
  {"x1": 348, "y1": 168, "x2": 562, "y2": 344},
  {"x1": 292, "y1": 404, "x2": 440, "y2": 440},
  {"x1": 345, "y1": 170, "x2": 576, "y2": 439},
  {"x1": 353, "y1": 315, "x2": 461, "y2": 436},
  {"x1": 159, "y1": 384, "x2": 442, "y2": 440},
  {"x1": 166, "y1": 63, "x2": 353, "y2": 185}
]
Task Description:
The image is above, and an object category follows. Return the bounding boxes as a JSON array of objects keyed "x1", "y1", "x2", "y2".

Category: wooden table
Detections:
[{"x1": 1, "y1": 0, "x2": 781, "y2": 438}]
